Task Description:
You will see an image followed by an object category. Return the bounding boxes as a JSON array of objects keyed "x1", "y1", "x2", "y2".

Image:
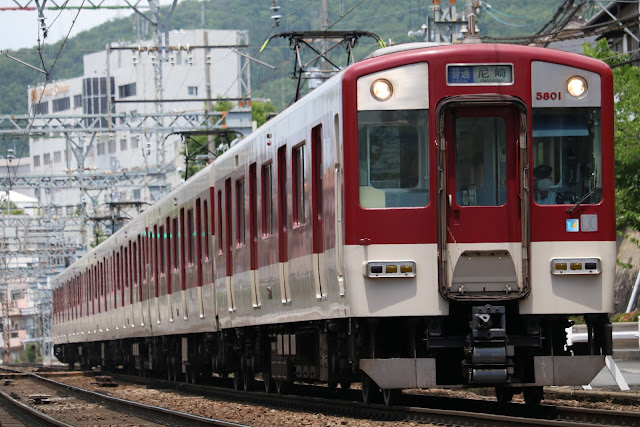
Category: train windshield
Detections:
[
  {"x1": 532, "y1": 108, "x2": 602, "y2": 205},
  {"x1": 358, "y1": 109, "x2": 429, "y2": 208}
]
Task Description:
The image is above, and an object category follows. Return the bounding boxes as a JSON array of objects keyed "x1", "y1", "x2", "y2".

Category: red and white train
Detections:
[{"x1": 52, "y1": 40, "x2": 615, "y2": 405}]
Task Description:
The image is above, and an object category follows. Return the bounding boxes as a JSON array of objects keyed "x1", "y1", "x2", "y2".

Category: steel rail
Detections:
[
  {"x1": 0, "y1": 387, "x2": 72, "y2": 426},
  {"x1": 0, "y1": 368, "x2": 252, "y2": 427},
  {"x1": 108, "y1": 373, "x2": 638, "y2": 427}
]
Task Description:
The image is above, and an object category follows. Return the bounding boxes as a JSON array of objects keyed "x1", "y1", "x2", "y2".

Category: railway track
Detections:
[
  {"x1": 0, "y1": 368, "x2": 250, "y2": 426},
  {"x1": 5, "y1": 366, "x2": 640, "y2": 426},
  {"x1": 103, "y1": 372, "x2": 640, "y2": 426}
]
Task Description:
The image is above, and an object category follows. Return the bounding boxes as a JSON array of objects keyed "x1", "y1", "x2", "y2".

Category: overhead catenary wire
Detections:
[
  {"x1": 10, "y1": 0, "x2": 88, "y2": 188},
  {"x1": 480, "y1": 3, "x2": 531, "y2": 28}
]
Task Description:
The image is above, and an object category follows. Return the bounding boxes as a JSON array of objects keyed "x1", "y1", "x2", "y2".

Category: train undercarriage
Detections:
[{"x1": 54, "y1": 304, "x2": 612, "y2": 405}]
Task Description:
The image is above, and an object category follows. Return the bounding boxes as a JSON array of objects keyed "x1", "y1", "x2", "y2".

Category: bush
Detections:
[{"x1": 611, "y1": 311, "x2": 640, "y2": 323}]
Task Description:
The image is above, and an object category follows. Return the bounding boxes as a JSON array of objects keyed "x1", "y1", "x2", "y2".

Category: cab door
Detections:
[{"x1": 437, "y1": 98, "x2": 529, "y2": 300}]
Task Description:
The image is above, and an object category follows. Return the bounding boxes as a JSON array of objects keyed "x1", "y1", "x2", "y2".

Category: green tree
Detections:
[
  {"x1": 584, "y1": 39, "x2": 640, "y2": 230},
  {"x1": 0, "y1": 199, "x2": 24, "y2": 215},
  {"x1": 252, "y1": 99, "x2": 277, "y2": 128}
]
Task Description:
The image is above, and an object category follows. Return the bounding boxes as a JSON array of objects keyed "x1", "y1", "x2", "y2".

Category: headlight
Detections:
[
  {"x1": 566, "y1": 76, "x2": 588, "y2": 98},
  {"x1": 370, "y1": 79, "x2": 393, "y2": 101}
]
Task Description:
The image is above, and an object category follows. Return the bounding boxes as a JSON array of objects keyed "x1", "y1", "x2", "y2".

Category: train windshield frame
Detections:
[
  {"x1": 358, "y1": 109, "x2": 429, "y2": 208},
  {"x1": 532, "y1": 107, "x2": 602, "y2": 206}
]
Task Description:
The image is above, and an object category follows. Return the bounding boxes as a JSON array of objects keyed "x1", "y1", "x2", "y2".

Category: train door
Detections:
[
  {"x1": 437, "y1": 99, "x2": 529, "y2": 300},
  {"x1": 249, "y1": 163, "x2": 260, "y2": 308},
  {"x1": 311, "y1": 124, "x2": 326, "y2": 300}
]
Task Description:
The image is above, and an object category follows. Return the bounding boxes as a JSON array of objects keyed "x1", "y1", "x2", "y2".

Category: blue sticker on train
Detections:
[{"x1": 566, "y1": 219, "x2": 579, "y2": 232}]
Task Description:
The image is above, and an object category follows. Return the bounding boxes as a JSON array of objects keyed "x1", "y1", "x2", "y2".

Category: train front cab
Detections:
[{"x1": 343, "y1": 44, "x2": 614, "y2": 403}]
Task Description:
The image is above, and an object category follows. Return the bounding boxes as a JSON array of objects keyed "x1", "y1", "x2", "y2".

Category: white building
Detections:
[{"x1": 26, "y1": 28, "x2": 250, "y2": 244}]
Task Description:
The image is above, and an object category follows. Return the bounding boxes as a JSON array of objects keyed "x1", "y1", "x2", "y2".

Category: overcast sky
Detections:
[{"x1": 0, "y1": 7, "x2": 134, "y2": 51}]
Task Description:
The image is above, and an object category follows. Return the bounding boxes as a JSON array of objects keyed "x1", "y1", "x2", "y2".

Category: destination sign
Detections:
[{"x1": 447, "y1": 64, "x2": 513, "y2": 85}]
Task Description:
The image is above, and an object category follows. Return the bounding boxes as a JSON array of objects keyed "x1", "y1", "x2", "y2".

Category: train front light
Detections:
[
  {"x1": 551, "y1": 258, "x2": 600, "y2": 275},
  {"x1": 370, "y1": 79, "x2": 393, "y2": 101},
  {"x1": 366, "y1": 261, "x2": 416, "y2": 278},
  {"x1": 566, "y1": 76, "x2": 587, "y2": 98}
]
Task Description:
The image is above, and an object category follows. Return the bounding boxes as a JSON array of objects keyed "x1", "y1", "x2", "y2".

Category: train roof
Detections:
[{"x1": 366, "y1": 42, "x2": 446, "y2": 58}]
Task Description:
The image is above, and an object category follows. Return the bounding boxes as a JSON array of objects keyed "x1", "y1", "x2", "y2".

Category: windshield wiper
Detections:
[{"x1": 566, "y1": 187, "x2": 600, "y2": 214}]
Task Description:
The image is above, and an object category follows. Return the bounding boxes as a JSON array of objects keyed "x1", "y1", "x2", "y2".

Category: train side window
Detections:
[
  {"x1": 203, "y1": 200, "x2": 210, "y2": 261},
  {"x1": 261, "y1": 162, "x2": 273, "y2": 237},
  {"x1": 532, "y1": 108, "x2": 602, "y2": 205},
  {"x1": 165, "y1": 217, "x2": 171, "y2": 288},
  {"x1": 236, "y1": 178, "x2": 245, "y2": 246},
  {"x1": 188, "y1": 208, "x2": 195, "y2": 263},
  {"x1": 292, "y1": 143, "x2": 307, "y2": 225},
  {"x1": 225, "y1": 178, "x2": 233, "y2": 254},
  {"x1": 173, "y1": 217, "x2": 179, "y2": 271},
  {"x1": 152, "y1": 225, "x2": 158, "y2": 283},
  {"x1": 159, "y1": 225, "x2": 165, "y2": 276},
  {"x1": 132, "y1": 241, "x2": 138, "y2": 286},
  {"x1": 124, "y1": 246, "x2": 130, "y2": 303},
  {"x1": 358, "y1": 110, "x2": 429, "y2": 208},
  {"x1": 196, "y1": 198, "x2": 202, "y2": 260}
]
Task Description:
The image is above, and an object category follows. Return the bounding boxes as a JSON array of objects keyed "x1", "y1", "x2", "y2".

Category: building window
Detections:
[
  {"x1": 73, "y1": 94, "x2": 83, "y2": 108},
  {"x1": 133, "y1": 189, "x2": 141, "y2": 200},
  {"x1": 54, "y1": 151, "x2": 61, "y2": 163},
  {"x1": 108, "y1": 140, "x2": 116, "y2": 154},
  {"x1": 118, "y1": 83, "x2": 136, "y2": 98},
  {"x1": 83, "y1": 77, "x2": 114, "y2": 128},
  {"x1": 52, "y1": 97, "x2": 70, "y2": 112},
  {"x1": 43, "y1": 153, "x2": 51, "y2": 165},
  {"x1": 33, "y1": 155, "x2": 40, "y2": 167},
  {"x1": 131, "y1": 136, "x2": 139, "y2": 149},
  {"x1": 120, "y1": 139, "x2": 127, "y2": 151},
  {"x1": 33, "y1": 102, "x2": 48, "y2": 114},
  {"x1": 97, "y1": 142, "x2": 105, "y2": 155},
  {"x1": 188, "y1": 86, "x2": 198, "y2": 96}
]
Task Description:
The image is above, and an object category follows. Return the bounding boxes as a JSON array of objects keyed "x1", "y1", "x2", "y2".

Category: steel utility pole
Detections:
[{"x1": 320, "y1": 0, "x2": 329, "y2": 71}]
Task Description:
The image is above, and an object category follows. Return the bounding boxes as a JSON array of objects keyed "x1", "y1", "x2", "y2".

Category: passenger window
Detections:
[
  {"x1": 292, "y1": 144, "x2": 306, "y2": 225},
  {"x1": 532, "y1": 108, "x2": 602, "y2": 205},
  {"x1": 261, "y1": 163, "x2": 273, "y2": 236},
  {"x1": 358, "y1": 110, "x2": 429, "y2": 208}
]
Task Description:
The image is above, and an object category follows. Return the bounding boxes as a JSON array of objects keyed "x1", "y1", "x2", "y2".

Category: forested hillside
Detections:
[{"x1": 0, "y1": 0, "x2": 566, "y2": 117}]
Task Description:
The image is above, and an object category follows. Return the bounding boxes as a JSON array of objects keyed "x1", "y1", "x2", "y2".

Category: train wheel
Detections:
[
  {"x1": 187, "y1": 368, "x2": 197, "y2": 385},
  {"x1": 233, "y1": 369, "x2": 243, "y2": 391},
  {"x1": 242, "y1": 365, "x2": 254, "y2": 392},
  {"x1": 166, "y1": 357, "x2": 173, "y2": 381},
  {"x1": 264, "y1": 367, "x2": 274, "y2": 393},
  {"x1": 275, "y1": 380, "x2": 290, "y2": 395},
  {"x1": 382, "y1": 388, "x2": 401, "y2": 406},
  {"x1": 361, "y1": 374, "x2": 381, "y2": 404},
  {"x1": 523, "y1": 386, "x2": 543, "y2": 405},
  {"x1": 495, "y1": 387, "x2": 514, "y2": 404}
]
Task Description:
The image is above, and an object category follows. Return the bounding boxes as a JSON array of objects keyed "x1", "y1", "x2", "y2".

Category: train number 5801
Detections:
[{"x1": 536, "y1": 91, "x2": 562, "y2": 101}]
